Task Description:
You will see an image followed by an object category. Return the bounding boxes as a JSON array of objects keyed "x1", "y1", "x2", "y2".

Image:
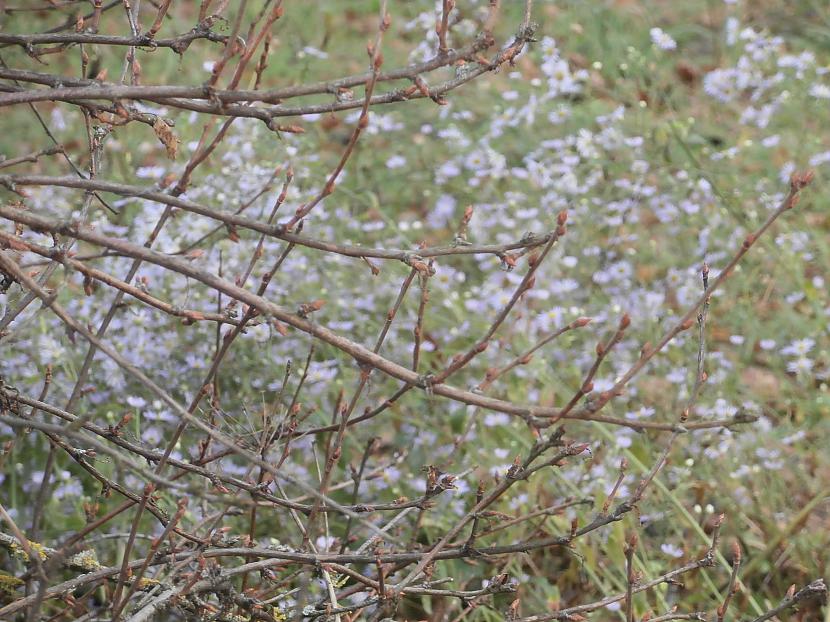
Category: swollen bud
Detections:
[
  {"x1": 569, "y1": 442, "x2": 590, "y2": 455},
  {"x1": 619, "y1": 313, "x2": 631, "y2": 330},
  {"x1": 731, "y1": 540, "x2": 742, "y2": 564},
  {"x1": 501, "y1": 253, "x2": 518, "y2": 270},
  {"x1": 790, "y1": 169, "x2": 815, "y2": 192}
]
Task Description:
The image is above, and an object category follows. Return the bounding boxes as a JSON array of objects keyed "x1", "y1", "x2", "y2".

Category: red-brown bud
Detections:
[
  {"x1": 569, "y1": 442, "x2": 590, "y2": 455},
  {"x1": 414, "y1": 77, "x2": 431, "y2": 98},
  {"x1": 790, "y1": 169, "x2": 815, "y2": 192},
  {"x1": 731, "y1": 540, "x2": 742, "y2": 564}
]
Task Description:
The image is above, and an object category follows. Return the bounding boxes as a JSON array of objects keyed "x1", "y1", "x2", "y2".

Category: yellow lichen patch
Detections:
[
  {"x1": 8, "y1": 541, "x2": 24, "y2": 561},
  {"x1": 0, "y1": 571, "x2": 23, "y2": 597},
  {"x1": 68, "y1": 549, "x2": 101, "y2": 571},
  {"x1": 135, "y1": 577, "x2": 161, "y2": 590},
  {"x1": 28, "y1": 541, "x2": 48, "y2": 561},
  {"x1": 8, "y1": 539, "x2": 48, "y2": 562}
]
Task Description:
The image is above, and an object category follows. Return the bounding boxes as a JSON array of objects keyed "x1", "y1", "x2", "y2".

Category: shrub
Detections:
[{"x1": 0, "y1": 2, "x2": 827, "y2": 621}]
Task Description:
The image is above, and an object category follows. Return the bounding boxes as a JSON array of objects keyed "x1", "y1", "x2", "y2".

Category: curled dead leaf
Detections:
[{"x1": 153, "y1": 117, "x2": 179, "y2": 160}]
